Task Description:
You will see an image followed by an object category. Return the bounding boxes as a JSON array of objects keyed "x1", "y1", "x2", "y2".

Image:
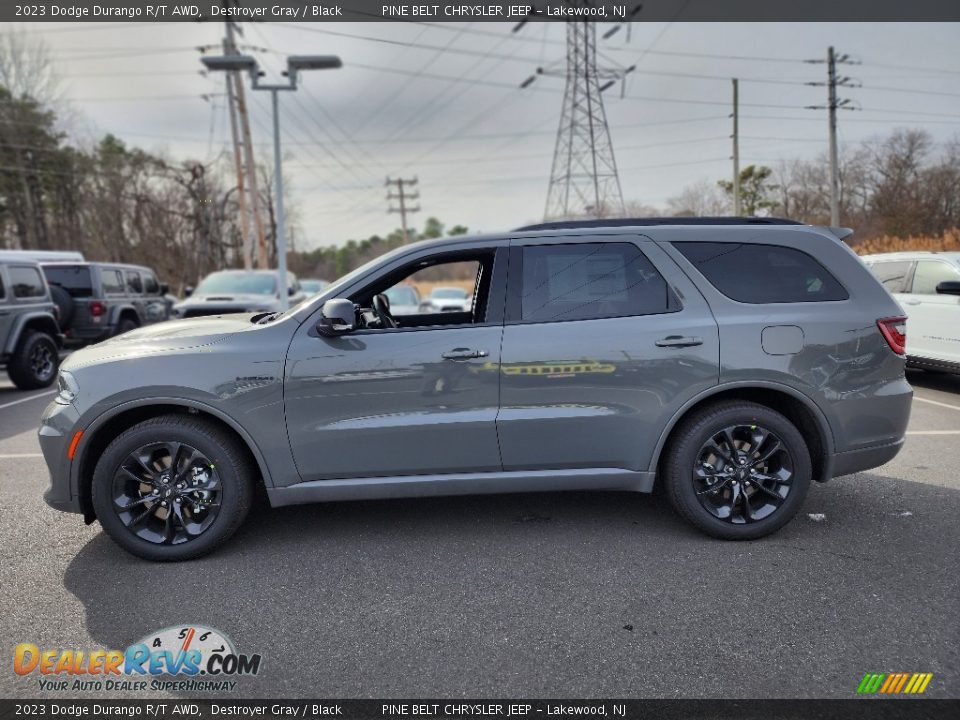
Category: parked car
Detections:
[
  {"x1": 383, "y1": 284, "x2": 421, "y2": 316},
  {"x1": 423, "y1": 286, "x2": 471, "y2": 312},
  {"x1": 41, "y1": 217, "x2": 912, "y2": 561},
  {"x1": 41, "y1": 262, "x2": 172, "y2": 346},
  {"x1": 172, "y1": 270, "x2": 306, "y2": 319},
  {"x1": 0, "y1": 258, "x2": 62, "y2": 389},
  {"x1": 299, "y1": 279, "x2": 329, "y2": 295},
  {"x1": 861, "y1": 251, "x2": 960, "y2": 374}
]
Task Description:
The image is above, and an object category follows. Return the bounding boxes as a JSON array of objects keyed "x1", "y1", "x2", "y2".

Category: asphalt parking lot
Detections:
[{"x1": 1, "y1": 369, "x2": 958, "y2": 700}]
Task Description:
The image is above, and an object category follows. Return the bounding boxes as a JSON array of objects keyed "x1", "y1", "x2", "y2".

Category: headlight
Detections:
[{"x1": 57, "y1": 371, "x2": 78, "y2": 404}]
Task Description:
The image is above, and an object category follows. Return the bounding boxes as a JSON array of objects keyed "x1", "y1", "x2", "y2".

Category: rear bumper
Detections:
[{"x1": 831, "y1": 437, "x2": 905, "y2": 478}]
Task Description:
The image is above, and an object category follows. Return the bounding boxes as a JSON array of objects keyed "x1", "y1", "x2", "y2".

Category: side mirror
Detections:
[
  {"x1": 935, "y1": 280, "x2": 960, "y2": 296},
  {"x1": 159, "y1": 283, "x2": 170, "y2": 295},
  {"x1": 184, "y1": 286, "x2": 194, "y2": 298},
  {"x1": 288, "y1": 286, "x2": 297, "y2": 296},
  {"x1": 316, "y1": 298, "x2": 356, "y2": 336}
]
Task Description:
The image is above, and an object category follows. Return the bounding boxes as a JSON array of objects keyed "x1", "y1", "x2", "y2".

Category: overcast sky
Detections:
[{"x1": 11, "y1": 20, "x2": 960, "y2": 249}]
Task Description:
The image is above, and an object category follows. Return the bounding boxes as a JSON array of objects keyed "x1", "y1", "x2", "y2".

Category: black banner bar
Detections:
[
  {"x1": 5, "y1": 0, "x2": 960, "y2": 24},
  {"x1": 2, "y1": 700, "x2": 960, "y2": 720}
]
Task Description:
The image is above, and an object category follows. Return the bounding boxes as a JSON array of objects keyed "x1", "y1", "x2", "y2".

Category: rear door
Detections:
[
  {"x1": 496, "y1": 235, "x2": 719, "y2": 473},
  {"x1": 902, "y1": 258, "x2": 960, "y2": 363}
]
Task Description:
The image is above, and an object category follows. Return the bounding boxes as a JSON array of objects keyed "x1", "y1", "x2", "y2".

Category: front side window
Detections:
[
  {"x1": 8, "y1": 266, "x2": 45, "y2": 298},
  {"x1": 125, "y1": 271, "x2": 143, "y2": 295},
  {"x1": 101, "y1": 270, "x2": 124, "y2": 295},
  {"x1": 674, "y1": 242, "x2": 848, "y2": 303},
  {"x1": 910, "y1": 260, "x2": 960, "y2": 295},
  {"x1": 142, "y1": 272, "x2": 160, "y2": 295},
  {"x1": 519, "y1": 242, "x2": 673, "y2": 323},
  {"x1": 867, "y1": 261, "x2": 913, "y2": 294}
]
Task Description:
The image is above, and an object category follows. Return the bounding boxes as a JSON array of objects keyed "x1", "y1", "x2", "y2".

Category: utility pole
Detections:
[
  {"x1": 520, "y1": 22, "x2": 633, "y2": 220},
  {"x1": 222, "y1": 28, "x2": 252, "y2": 268},
  {"x1": 386, "y1": 176, "x2": 420, "y2": 244},
  {"x1": 731, "y1": 78, "x2": 741, "y2": 217},
  {"x1": 225, "y1": 20, "x2": 269, "y2": 268},
  {"x1": 806, "y1": 46, "x2": 860, "y2": 226}
]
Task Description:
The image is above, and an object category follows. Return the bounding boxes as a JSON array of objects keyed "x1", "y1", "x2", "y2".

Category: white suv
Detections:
[{"x1": 862, "y1": 251, "x2": 960, "y2": 373}]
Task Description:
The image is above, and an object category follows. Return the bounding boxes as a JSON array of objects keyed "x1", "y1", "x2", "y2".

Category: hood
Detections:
[{"x1": 62, "y1": 315, "x2": 257, "y2": 370}]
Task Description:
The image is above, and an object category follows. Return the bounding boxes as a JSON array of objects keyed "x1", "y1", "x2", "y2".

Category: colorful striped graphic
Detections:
[{"x1": 857, "y1": 672, "x2": 933, "y2": 695}]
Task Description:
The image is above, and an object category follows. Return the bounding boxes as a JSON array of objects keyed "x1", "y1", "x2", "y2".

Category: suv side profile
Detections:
[
  {"x1": 41, "y1": 262, "x2": 172, "y2": 346},
  {"x1": 861, "y1": 251, "x2": 960, "y2": 374},
  {"x1": 0, "y1": 258, "x2": 62, "y2": 389},
  {"x1": 39, "y1": 219, "x2": 912, "y2": 561}
]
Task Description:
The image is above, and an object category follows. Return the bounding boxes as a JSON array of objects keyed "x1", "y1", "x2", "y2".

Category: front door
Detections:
[
  {"x1": 284, "y1": 246, "x2": 507, "y2": 482},
  {"x1": 496, "y1": 236, "x2": 719, "y2": 473}
]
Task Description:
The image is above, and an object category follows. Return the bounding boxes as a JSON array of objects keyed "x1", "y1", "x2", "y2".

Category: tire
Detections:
[
  {"x1": 91, "y1": 415, "x2": 255, "y2": 561},
  {"x1": 49, "y1": 285, "x2": 75, "y2": 331},
  {"x1": 7, "y1": 330, "x2": 59, "y2": 390},
  {"x1": 114, "y1": 317, "x2": 139, "y2": 336},
  {"x1": 662, "y1": 400, "x2": 812, "y2": 540}
]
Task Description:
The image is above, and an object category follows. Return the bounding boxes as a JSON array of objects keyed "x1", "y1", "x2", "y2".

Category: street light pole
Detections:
[{"x1": 200, "y1": 53, "x2": 342, "y2": 310}]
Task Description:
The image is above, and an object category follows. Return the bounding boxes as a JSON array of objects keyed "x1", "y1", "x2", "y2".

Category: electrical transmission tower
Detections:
[
  {"x1": 386, "y1": 176, "x2": 420, "y2": 244},
  {"x1": 805, "y1": 46, "x2": 860, "y2": 226},
  {"x1": 523, "y1": 22, "x2": 630, "y2": 221}
]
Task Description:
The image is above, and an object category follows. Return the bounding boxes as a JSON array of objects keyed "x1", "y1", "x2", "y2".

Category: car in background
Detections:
[
  {"x1": 300, "y1": 279, "x2": 329, "y2": 296},
  {"x1": 383, "y1": 284, "x2": 421, "y2": 316},
  {"x1": 861, "y1": 251, "x2": 960, "y2": 373},
  {"x1": 422, "y1": 286, "x2": 471, "y2": 313},
  {"x1": 41, "y1": 262, "x2": 172, "y2": 347},
  {"x1": 0, "y1": 258, "x2": 62, "y2": 389},
  {"x1": 0, "y1": 250, "x2": 84, "y2": 263},
  {"x1": 172, "y1": 270, "x2": 306, "y2": 319}
]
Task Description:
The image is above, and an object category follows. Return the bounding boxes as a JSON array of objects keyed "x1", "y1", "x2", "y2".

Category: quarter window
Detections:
[
  {"x1": 8, "y1": 266, "x2": 45, "y2": 298},
  {"x1": 910, "y1": 260, "x2": 960, "y2": 295},
  {"x1": 519, "y1": 242, "x2": 674, "y2": 323},
  {"x1": 101, "y1": 270, "x2": 124, "y2": 295},
  {"x1": 674, "y1": 242, "x2": 848, "y2": 303},
  {"x1": 867, "y1": 261, "x2": 912, "y2": 294}
]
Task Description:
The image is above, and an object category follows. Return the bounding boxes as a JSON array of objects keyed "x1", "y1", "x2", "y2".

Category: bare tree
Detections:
[{"x1": 667, "y1": 179, "x2": 729, "y2": 217}]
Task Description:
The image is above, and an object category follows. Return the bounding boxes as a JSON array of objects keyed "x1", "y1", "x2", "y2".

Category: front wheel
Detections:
[
  {"x1": 91, "y1": 415, "x2": 255, "y2": 561},
  {"x1": 662, "y1": 401, "x2": 812, "y2": 540}
]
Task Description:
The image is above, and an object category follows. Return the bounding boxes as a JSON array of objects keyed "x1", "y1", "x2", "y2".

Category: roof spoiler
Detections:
[{"x1": 827, "y1": 227, "x2": 855, "y2": 241}]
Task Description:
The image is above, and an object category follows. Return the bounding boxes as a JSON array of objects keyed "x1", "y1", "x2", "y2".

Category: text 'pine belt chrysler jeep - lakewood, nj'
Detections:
[{"x1": 39, "y1": 218, "x2": 912, "y2": 561}]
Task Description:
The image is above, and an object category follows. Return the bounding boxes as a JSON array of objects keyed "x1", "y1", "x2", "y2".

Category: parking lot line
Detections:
[
  {"x1": 913, "y1": 396, "x2": 960, "y2": 412},
  {"x1": 0, "y1": 390, "x2": 56, "y2": 410},
  {"x1": 905, "y1": 430, "x2": 960, "y2": 435},
  {"x1": 0, "y1": 453, "x2": 43, "y2": 458}
]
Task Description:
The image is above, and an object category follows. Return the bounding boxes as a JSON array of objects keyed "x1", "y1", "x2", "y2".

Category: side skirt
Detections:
[{"x1": 267, "y1": 468, "x2": 656, "y2": 507}]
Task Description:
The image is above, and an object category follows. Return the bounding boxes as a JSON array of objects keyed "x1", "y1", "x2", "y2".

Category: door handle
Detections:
[
  {"x1": 655, "y1": 335, "x2": 703, "y2": 348},
  {"x1": 442, "y1": 348, "x2": 488, "y2": 360}
]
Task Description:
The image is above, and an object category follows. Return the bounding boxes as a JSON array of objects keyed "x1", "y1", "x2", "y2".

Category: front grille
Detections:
[{"x1": 182, "y1": 308, "x2": 248, "y2": 318}]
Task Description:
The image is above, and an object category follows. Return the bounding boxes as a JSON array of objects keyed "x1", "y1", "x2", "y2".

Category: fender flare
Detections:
[
  {"x1": 646, "y1": 380, "x2": 837, "y2": 480},
  {"x1": 71, "y1": 396, "x2": 276, "y2": 508},
  {"x1": 107, "y1": 304, "x2": 139, "y2": 329},
  {"x1": 4, "y1": 311, "x2": 60, "y2": 355}
]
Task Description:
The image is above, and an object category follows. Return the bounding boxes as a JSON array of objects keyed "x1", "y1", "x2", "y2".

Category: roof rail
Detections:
[{"x1": 514, "y1": 216, "x2": 805, "y2": 232}]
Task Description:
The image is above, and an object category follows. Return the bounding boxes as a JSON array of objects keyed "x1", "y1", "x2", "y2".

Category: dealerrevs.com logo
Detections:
[{"x1": 13, "y1": 625, "x2": 261, "y2": 693}]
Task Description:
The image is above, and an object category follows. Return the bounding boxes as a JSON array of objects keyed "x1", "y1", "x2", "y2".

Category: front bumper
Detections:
[{"x1": 39, "y1": 399, "x2": 84, "y2": 515}]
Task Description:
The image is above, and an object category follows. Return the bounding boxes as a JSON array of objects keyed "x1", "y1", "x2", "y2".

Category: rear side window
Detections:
[
  {"x1": 910, "y1": 260, "x2": 960, "y2": 295},
  {"x1": 8, "y1": 266, "x2": 45, "y2": 298},
  {"x1": 520, "y1": 242, "x2": 675, "y2": 323},
  {"x1": 674, "y1": 242, "x2": 848, "y2": 303},
  {"x1": 868, "y1": 261, "x2": 912, "y2": 293},
  {"x1": 101, "y1": 270, "x2": 124, "y2": 295},
  {"x1": 125, "y1": 271, "x2": 143, "y2": 294},
  {"x1": 43, "y1": 265, "x2": 93, "y2": 298}
]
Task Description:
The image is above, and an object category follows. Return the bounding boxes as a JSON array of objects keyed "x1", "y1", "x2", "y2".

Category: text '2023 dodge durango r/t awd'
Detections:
[{"x1": 39, "y1": 218, "x2": 913, "y2": 561}]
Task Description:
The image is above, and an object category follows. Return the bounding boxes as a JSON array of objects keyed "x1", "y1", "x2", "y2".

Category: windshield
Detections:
[
  {"x1": 195, "y1": 272, "x2": 276, "y2": 296},
  {"x1": 431, "y1": 288, "x2": 467, "y2": 299},
  {"x1": 385, "y1": 286, "x2": 418, "y2": 306},
  {"x1": 301, "y1": 280, "x2": 328, "y2": 293}
]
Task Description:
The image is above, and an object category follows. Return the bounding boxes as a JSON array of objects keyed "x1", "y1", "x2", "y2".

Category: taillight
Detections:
[
  {"x1": 877, "y1": 316, "x2": 907, "y2": 356},
  {"x1": 89, "y1": 301, "x2": 105, "y2": 317}
]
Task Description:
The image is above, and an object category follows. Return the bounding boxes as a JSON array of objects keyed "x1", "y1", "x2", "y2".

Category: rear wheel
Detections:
[
  {"x1": 91, "y1": 415, "x2": 255, "y2": 561},
  {"x1": 662, "y1": 401, "x2": 812, "y2": 540},
  {"x1": 7, "y1": 330, "x2": 59, "y2": 390},
  {"x1": 114, "y1": 317, "x2": 139, "y2": 336}
]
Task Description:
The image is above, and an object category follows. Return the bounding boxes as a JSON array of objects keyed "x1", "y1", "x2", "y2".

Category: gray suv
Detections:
[
  {"x1": 39, "y1": 219, "x2": 912, "y2": 561},
  {"x1": 0, "y1": 259, "x2": 62, "y2": 389},
  {"x1": 41, "y1": 262, "x2": 172, "y2": 345}
]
